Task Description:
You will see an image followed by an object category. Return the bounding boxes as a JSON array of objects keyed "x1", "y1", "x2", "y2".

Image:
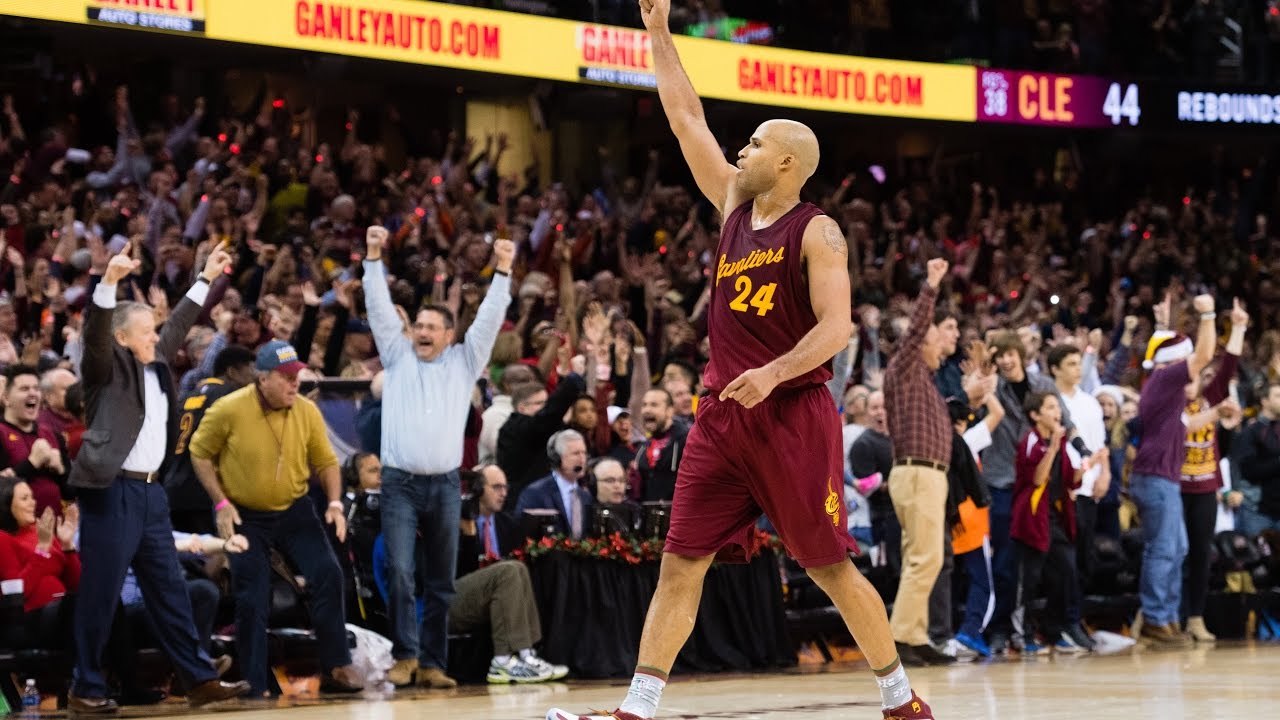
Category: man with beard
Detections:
[
  {"x1": 551, "y1": 4, "x2": 932, "y2": 718},
  {"x1": 632, "y1": 389, "x2": 688, "y2": 503}
]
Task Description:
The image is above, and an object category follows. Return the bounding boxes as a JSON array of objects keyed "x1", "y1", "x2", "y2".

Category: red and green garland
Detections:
[{"x1": 509, "y1": 528, "x2": 784, "y2": 565}]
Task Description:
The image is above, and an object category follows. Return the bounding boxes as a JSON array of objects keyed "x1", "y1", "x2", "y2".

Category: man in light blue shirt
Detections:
[{"x1": 362, "y1": 225, "x2": 513, "y2": 688}]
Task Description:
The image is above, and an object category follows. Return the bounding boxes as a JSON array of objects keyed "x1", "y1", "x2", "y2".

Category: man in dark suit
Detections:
[
  {"x1": 68, "y1": 242, "x2": 248, "y2": 714},
  {"x1": 515, "y1": 429, "x2": 594, "y2": 539},
  {"x1": 455, "y1": 465, "x2": 566, "y2": 683}
]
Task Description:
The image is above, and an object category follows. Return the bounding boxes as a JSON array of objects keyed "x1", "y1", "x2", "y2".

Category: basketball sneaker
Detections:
[
  {"x1": 1020, "y1": 640, "x2": 1051, "y2": 656},
  {"x1": 882, "y1": 691, "x2": 934, "y2": 719},
  {"x1": 1053, "y1": 635, "x2": 1084, "y2": 654},
  {"x1": 955, "y1": 631, "x2": 992, "y2": 657},
  {"x1": 546, "y1": 710, "x2": 649, "y2": 720}
]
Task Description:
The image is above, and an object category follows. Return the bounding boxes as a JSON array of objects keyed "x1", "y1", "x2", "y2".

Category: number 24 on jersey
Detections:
[{"x1": 728, "y1": 276, "x2": 777, "y2": 317}]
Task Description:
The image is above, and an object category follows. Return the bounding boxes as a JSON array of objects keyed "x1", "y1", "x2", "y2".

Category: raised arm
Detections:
[
  {"x1": 896, "y1": 259, "x2": 947, "y2": 363},
  {"x1": 642, "y1": 0, "x2": 738, "y2": 214},
  {"x1": 158, "y1": 246, "x2": 230, "y2": 364},
  {"x1": 720, "y1": 216, "x2": 850, "y2": 408},
  {"x1": 362, "y1": 226, "x2": 412, "y2": 368},
  {"x1": 1187, "y1": 294, "x2": 1217, "y2": 378},
  {"x1": 462, "y1": 240, "x2": 515, "y2": 377}
]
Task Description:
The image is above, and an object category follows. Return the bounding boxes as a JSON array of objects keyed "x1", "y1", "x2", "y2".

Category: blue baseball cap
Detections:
[{"x1": 256, "y1": 340, "x2": 307, "y2": 375}]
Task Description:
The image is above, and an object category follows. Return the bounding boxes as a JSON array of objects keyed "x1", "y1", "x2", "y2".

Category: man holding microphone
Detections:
[{"x1": 363, "y1": 225, "x2": 514, "y2": 688}]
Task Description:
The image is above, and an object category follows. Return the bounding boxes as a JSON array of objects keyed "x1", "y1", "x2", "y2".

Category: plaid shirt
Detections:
[{"x1": 884, "y1": 284, "x2": 951, "y2": 465}]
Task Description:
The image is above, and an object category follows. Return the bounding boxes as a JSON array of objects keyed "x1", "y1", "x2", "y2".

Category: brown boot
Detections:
[
  {"x1": 417, "y1": 667, "x2": 458, "y2": 689},
  {"x1": 387, "y1": 658, "x2": 417, "y2": 687},
  {"x1": 67, "y1": 696, "x2": 119, "y2": 716},
  {"x1": 186, "y1": 680, "x2": 250, "y2": 708},
  {"x1": 1140, "y1": 622, "x2": 1192, "y2": 648},
  {"x1": 1186, "y1": 616, "x2": 1217, "y2": 642}
]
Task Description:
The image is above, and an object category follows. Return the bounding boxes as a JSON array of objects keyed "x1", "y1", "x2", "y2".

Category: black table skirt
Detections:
[{"x1": 529, "y1": 548, "x2": 796, "y2": 678}]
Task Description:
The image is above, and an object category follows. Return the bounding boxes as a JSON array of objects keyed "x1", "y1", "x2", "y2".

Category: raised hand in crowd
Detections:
[{"x1": 103, "y1": 241, "x2": 141, "y2": 285}]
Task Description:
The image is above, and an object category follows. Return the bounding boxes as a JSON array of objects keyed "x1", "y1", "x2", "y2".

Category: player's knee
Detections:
[{"x1": 658, "y1": 551, "x2": 714, "y2": 585}]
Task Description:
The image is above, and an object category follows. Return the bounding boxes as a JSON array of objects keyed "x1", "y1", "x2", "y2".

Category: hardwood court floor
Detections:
[{"x1": 95, "y1": 643, "x2": 1280, "y2": 720}]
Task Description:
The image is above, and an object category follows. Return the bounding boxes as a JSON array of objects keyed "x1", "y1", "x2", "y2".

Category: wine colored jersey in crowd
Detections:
[{"x1": 701, "y1": 200, "x2": 830, "y2": 393}]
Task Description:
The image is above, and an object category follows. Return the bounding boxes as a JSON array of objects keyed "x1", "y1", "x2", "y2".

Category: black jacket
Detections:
[
  {"x1": 849, "y1": 429, "x2": 894, "y2": 523},
  {"x1": 70, "y1": 289, "x2": 203, "y2": 489},
  {"x1": 497, "y1": 373, "x2": 586, "y2": 506},
  {"x1": 947, "y1": 428, "x2": 991, "y2": 531},
  {"x1": 165, "y1": 376, "x2": 241, "y2": 512},
  {"x1": 1237, "y1": 416, "x2": 1280, "y2": 518},
  {"x1": 634, "y1": 421, "x2": 688, "y2": 502}
]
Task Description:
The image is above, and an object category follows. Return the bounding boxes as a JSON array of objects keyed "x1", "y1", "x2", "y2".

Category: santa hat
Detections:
[{"x1": 1142, "y1": 331, "x2": 1192, "y2": 370}]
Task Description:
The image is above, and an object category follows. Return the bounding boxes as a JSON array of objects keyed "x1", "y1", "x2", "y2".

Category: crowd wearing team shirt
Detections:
[{"x1": 0, "y1": 50, "x2": 1279, "y2": 704}]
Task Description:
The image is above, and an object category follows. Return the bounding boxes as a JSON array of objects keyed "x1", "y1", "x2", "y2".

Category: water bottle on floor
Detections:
[{"x1": 22, "y1": 678, "x2": 40, "y2": 717}]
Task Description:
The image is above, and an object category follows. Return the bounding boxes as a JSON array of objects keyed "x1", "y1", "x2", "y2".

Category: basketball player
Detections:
[{"x1": 547, "y1": 1, "x2": 933, "y2": 719}]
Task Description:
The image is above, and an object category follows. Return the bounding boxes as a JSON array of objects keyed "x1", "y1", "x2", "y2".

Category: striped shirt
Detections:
[{"x1": 884, "y1": 284, "x2": 951, "y2": 465}]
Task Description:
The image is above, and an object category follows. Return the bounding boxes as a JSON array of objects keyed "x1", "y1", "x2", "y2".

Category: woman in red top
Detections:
[{"x1": 0, "y1": 477, "x2": 80, "y2": 648}]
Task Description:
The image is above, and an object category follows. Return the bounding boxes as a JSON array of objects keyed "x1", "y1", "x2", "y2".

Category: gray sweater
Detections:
[{"x1": 980, "y1": 370, "x2": 1075, "y2": 490}]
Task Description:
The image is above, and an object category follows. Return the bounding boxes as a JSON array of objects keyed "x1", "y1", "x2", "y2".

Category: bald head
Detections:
[
  {"x1": 736, "y1": 119, "x2": 820, "y2": 197},
  {"x1": 40, "y1": 367, "x2": 77, "y2": 414},
  {"x1": 501, "y1": 363, "x2": 537, "y2": 394},
  {"x1": 761, "y1": 119, "x2": 819, "y2": 181}
]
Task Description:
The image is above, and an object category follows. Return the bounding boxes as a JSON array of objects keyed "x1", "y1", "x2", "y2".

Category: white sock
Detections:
[
  {"x1": 519, "y1": 648, "x2": 536, "y2": 661},
  {"x1": 493, "y1": 654, "x2": 511, "y2": 665},
  {"x1": 876, "y1": 663, "x2": 913, "y2": 709},
  {"x1": 618, "y1": 670, "x2": 666, "y2": 718}
]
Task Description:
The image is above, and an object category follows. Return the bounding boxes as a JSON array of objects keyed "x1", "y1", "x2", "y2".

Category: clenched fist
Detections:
[
  {"x1": 366, "y1": 225, "x2": 389, "y2": 261},
  {"x1": 1192, "y1": 294, "x2": 1215, "y2": 315},
  {"x1": 925, "y1": 258, "x2": 949, "y2": 289},
  {"x1": 639, "y1": 0, "x2": 670, "y2": 30},
  {"x1": 492, "y1": 238, "x2": 515, "y2": 274}
]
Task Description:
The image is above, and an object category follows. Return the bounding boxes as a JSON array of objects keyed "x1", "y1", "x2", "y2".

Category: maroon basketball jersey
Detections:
[{"x1": 702, "y1": 199, "x2": 831, "y2": 393}]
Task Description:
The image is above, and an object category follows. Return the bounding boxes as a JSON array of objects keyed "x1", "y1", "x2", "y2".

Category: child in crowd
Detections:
[{"x1": 1012, "y1": 392, "x2": 1105, "y2": 654}]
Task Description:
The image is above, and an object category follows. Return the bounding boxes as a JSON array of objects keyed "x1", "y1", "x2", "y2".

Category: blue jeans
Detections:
[
  {"x1": 957, "y1": 542, "x2": 995, "y2": 639},
  {"x1": 986, "y1": 486, "x2": 1018, "y2": 638},
  {"x1": 1130, "y1": 474, "x2": 1188, "y2": 627},
  {"x1": 229, "y1": 498, "x2": 351, "y2": 694},
  {"x1": 380, "y1": 467, "x2": 460, "y2": 670}
]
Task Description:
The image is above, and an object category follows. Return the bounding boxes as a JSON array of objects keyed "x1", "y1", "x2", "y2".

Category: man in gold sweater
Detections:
[{"x1": 188, "y1": 340, "x2": 363, "y2": 696}]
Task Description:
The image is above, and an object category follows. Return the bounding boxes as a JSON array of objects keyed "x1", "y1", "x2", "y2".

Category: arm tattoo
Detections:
[{"x1": 821, "y1": 223, "x2": 849, "y2": 256}]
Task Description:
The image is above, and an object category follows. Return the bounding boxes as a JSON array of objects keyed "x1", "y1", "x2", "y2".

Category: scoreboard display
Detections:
[{"x1": 976, "y1": 69, "x2": 1141, "y2": 128}]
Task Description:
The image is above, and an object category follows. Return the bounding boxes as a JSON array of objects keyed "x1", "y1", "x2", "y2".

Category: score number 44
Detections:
[
  {"x1": 1103, "y1": 83, "x2": 1140, "y2": 126},
  {"x1": 728, "y1": 276, "x2": 778, "y2": 316}
]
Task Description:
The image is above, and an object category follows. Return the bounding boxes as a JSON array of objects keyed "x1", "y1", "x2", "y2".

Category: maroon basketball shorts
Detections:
[{"x1": 665, "y1": 384, "x2": 859, "y2": 568}]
